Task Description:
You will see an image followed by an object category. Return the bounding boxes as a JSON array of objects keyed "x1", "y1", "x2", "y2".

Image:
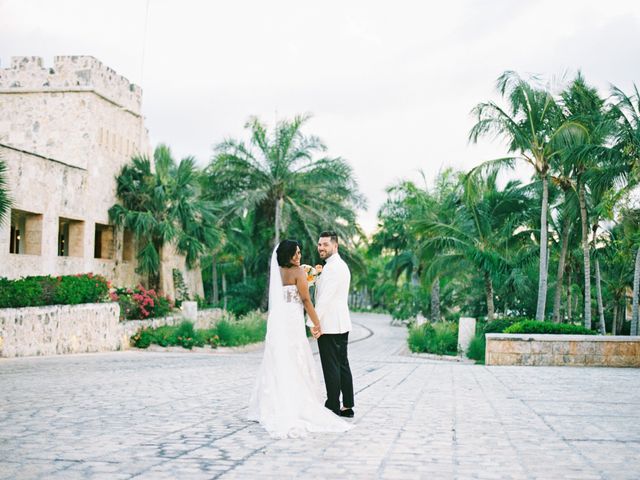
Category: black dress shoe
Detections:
[{"x1": 340, "y1": 408, "x2": 354, "y2": 418}]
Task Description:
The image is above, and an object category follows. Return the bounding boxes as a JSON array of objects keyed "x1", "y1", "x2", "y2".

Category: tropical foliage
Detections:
[
  {"x1": 202, "y1": 115, "x2": 366, "y2": 310},
  {"x1": 0, "y1": 156, "x2": 12, "y2": 225},
  {"x1": 109, "y1": 145, "x2": 221, "y2": 292},
  {"x1": 360, "y1": 71, "x2": 640, "y2": 336}
]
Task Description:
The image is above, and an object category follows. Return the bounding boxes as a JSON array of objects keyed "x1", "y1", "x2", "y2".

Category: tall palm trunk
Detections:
[
  {"x1": 274, "y1": 196, "x2": 284, "y2": 246},
  {"x1": 594, "y1": 258, "x2": 606, "y2": 334},
  {"x1": 484, "y1": 271, "x2": 495, "y2": 322},
  {"x1": 535, "y1": 175, "x2": 550, "y2": 321},
  {"x1": 612, "y1": 302, "x2": 618, "y2": 336},
  {"x1": 578, "y1": 181, "x2": 592, "y2": 329},
  {"x1": 211, "y1": 254, "x2": 219, "y2": 304},
  {"x1": 431, "y1": 276, "x2": 440, "y2": 322},
  {"x1": 567, "y1": 269, "x2": 572, "y2": 324},
  {"x1": 631, "y1": 246, "x2": 640, "y2": 336},
  {"x1": 618, "y1": 303, "x2": 625, "y2": 335},
  {"x1": 222, "y1": 271, "x2": 228, "y2": 311},
  {"x1": 552, "y1": 217, "x2": 571, "y2": 323},
  {"x1": 592, "y1": 227, "x2": 606, "y2": 334}
]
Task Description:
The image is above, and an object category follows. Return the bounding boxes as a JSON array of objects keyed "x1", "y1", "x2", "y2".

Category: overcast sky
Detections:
[{"x1": 2, "y1": 0, "x2": 639, "y2": 232}]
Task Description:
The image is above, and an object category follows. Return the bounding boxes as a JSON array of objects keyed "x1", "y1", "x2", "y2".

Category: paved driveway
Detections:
[{"x1": 1, "y1": 313, "x2": 639, "y2": 479}]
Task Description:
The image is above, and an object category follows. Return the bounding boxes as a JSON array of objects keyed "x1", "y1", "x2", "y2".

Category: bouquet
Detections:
[{"x1": 301, "y1": 264, "x2": 322, "y2": 286}]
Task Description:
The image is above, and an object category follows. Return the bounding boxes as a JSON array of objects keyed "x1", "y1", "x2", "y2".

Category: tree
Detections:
[
  {"x1": 611, "y1": 84, "x2": 640, "y2": 335},
  {"x1": 0, "y1": 157, "x2": 11, "y2": 225},
  {"x1": 416, "y1": 170, "x2": 530, "y2": 321},
  {"x1": 205, "y1": 114, "x2": 365, "y2": 251},
  {"x1": 556, "y1": 73, "x2": 618, "y2": 330},
  {"x1": 469, "y1": 71, "x2": 582, "y2": 321},
  {"x1": 109, "y1": 145, "x2": 221, "y2": 292}
]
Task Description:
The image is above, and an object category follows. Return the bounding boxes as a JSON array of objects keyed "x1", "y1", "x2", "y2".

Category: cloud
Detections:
[{"x1": 2, "y1": 0, "x2": 639, "y2": 233}]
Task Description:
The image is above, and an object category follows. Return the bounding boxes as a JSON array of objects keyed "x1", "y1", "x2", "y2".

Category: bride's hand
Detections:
[{"x1": 311, "y1": 325, "x2": 322, "y2": 338}]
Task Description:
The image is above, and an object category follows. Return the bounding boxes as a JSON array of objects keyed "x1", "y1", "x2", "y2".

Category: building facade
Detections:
[{"x1": 0, "y1": 56, "x2": 204, "y2": 299}]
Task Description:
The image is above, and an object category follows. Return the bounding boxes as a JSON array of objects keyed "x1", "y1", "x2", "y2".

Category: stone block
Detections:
[
  {"x1": 491, "y1": 353, "x2": 521, "y2": 366},
  {"x1": 552, "y1": 342, "x2": 570, "y2": 355},
  {"x1": 181, "y1": 301, "x2": 198, "y2": 322},
  {"x1": 603, "y1": 342, "x2": 638, "y2": 357},
  {"x1": 531, "y1": 354, "x2": 554, "y2": 366},
  {"x1": 486, "y1": 339, "x2": 509, "y2": 353},
  {"x1": 458, "y1": 317, "x2": 476, "y2": 355},
  {"x1": 531, "y1": 341, "x2": 552, "y2": 354},
  {"x1": 568, "y1": 341, "x2": 597, "y2": 356},
  {"x1": 507, "y1": 340, "x2": 532, "y2": 354}
]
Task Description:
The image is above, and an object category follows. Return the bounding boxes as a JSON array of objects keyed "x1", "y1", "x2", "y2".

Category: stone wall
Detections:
[
  {"x1": 486, "y1": 333, "x2": 640, "y2": 367},
  {"x1": 0, "y1": 303, "x2": 224, "y2": 358}
]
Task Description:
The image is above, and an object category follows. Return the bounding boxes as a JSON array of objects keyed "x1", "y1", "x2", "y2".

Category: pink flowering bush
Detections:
[{"x1": 110, "y1": 285, "x2": 173, "y2": 320}]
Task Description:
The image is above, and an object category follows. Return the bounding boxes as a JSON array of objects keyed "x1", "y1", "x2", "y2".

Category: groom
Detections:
[{"x1": 314, "y1": 231, "x2": 355, "y2": 418}]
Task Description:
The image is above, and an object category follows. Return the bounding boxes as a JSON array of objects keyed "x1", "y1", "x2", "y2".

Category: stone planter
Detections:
[
  {"x1": 0, "y1": 303, "x2": 121, "y2": 357},
  {"x1": 0, "y1": 303, "x2": 224, "y2": 358},
  {"x1": 486, "y1": 333, "x2": 640, "y2": 367}
]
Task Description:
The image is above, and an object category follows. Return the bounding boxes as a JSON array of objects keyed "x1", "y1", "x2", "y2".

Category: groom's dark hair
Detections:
[
  {"x1": 276, "y1": 239, "x2": 301, "y2": 267},
  {"x1": 319, "y1": 231, "x2": 338, "y2": 245}
]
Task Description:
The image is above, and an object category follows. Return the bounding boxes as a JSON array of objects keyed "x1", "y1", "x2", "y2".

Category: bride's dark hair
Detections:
[{"x1": 276, "y1": 239, "x2": 301, "y2": 267}]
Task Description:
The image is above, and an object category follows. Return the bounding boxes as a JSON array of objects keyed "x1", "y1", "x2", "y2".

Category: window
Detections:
[
  {"x1": 58, "y1": 218, "x2": 84, "y2": 257},
  {"x1": 122, "y1": 228, "x2": 134, "y2": 262},
  {"x1": 94, "y1": 224, "x2": 114, "y2": 259},
  {"x1": 9, "y1": 209, "x2": 42, "y2": 255}
]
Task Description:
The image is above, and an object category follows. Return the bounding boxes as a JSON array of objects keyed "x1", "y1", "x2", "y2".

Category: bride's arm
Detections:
[{"x1": 295, "y1": 269, "x2": 321, "y2": 333}]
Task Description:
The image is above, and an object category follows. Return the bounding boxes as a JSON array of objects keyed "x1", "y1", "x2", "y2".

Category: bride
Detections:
[{"x1": 248, "y1": 239, "x2": 352, "y2": 438}]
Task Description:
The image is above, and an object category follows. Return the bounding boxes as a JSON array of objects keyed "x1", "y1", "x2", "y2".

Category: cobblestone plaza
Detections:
[{"x1": 1, "y1": 313, "x2": 639, "y2": 479}]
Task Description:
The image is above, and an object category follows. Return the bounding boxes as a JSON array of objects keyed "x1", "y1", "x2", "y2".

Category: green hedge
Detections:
[
  {"x1": 408, "y1": 322, "x2": 458, "y2": 356},
  {"x1": 131, "y1": 311, "x2": 267, "y2": 350},
  {"x1": 467, "y1": 318, "x2": 595, "y2": 363},
  {"x1": 503, "y1": 320, "x2": 596, "y2": 335},
  {"x1": 0, "y1": 274, "x2": 109, "y2": 308}
]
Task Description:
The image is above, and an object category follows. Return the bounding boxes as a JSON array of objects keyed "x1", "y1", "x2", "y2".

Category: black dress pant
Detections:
[{"x1": 317, "y1": 332, "x2": 354, "y2": 414}]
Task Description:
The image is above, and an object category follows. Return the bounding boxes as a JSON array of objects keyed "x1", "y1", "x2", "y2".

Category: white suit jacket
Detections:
[{"x1": 313, "y1": 253, "x2": 352, "y2": 334}]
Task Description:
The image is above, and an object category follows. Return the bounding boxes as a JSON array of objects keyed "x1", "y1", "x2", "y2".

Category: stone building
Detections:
[{"x1": 0, "y1": 56, "x2": 203, "y2": 299}]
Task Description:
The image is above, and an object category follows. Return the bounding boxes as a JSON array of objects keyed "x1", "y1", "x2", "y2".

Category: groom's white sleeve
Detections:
[{"x1": 315, "y1": 265, "x2": 346, "y2": 322}]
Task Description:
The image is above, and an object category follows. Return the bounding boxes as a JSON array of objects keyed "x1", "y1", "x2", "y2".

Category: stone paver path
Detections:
[{"x1": 1, "y1": 313, "x2": 639, "y2": 479}]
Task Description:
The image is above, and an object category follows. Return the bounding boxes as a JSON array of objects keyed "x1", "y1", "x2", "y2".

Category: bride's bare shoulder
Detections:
[{"x1": 280, "y1": 266, "x2": 304, "y2": 283}]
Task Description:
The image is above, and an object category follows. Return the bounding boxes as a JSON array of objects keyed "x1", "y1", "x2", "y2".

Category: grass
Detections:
[
  {"x1": 407, "y1": 322, "x2": 458, "y2": 356},
  {"x1": 466, "y1": 333, "x2": 486, "y2": 363},
  {"x1": 131, "y1": 310, "x2": 267, "y2": 350}
]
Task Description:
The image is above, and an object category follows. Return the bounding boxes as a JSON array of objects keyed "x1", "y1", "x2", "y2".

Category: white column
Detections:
[{"x1": 458, "y1": 317, "x2": 476, "y2": 356}]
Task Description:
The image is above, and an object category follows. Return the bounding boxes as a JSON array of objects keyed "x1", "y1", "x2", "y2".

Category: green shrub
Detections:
[
  {"x1": 0, "y1": 274, "x2": 107, "y2": 308},
  {"x1": 53, "y1": 274, "x2": 109, "y2": 305},
  {"x1": 129, "y1": 311, "x2": 266, "y2": 349},
  {"x1": 503, "y1": 321, "x2": 596, "y2": 335},
  {"x1": 466, "y1": 333, "x2": 486, "y2": 363},
  {"x1": 482, "y1": 317, "x2": 520, "y2": 334},
  {"x1": 408, "y1": 322, "x2": 458, "y2": 356},
  {"x1": 215, "y1": 310, "x2": 267, "y2": 347},
  {"x1": 131, "y1": 327, "x2": 154, "y2": 348},
  {"x1": 174, "y1": 321, "x2": 205, "y2": 349},
  {"x1": 225, "y1": 280, "x2": 264, "y2": 316}
]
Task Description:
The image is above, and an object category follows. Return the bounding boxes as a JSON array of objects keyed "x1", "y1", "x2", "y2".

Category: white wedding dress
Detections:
[{"x1": 248, "y1": 250, "x2": 352, "y2": 438}]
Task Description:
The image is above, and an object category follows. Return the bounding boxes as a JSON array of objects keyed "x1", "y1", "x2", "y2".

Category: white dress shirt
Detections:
[{"x1": 313, "y1": 253, "x2": 352, "y2": 334}]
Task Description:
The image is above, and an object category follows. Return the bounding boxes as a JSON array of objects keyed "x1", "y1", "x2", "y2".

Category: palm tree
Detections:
[
  {"x1": 469, "y1": 71, "x2": 582, "y2": 321},
  {"x1": 416, "y1": 170, "x2": 530, "y2": 321},
  {"x1": 205, "y1": 114, "x2": 365, "y2": 251},
  {"x1": 0, "y1": 156, "x2": 11, "y2": 225},
  {"x1": 611, "y1": 85, "x2": 640, "y2": 335},
  {"x1": 557, "y1": 73, "x2": 618, "y2": 330},
  {"x1": 109, "y1": 145, "x2": 221, "y2": 293}
]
